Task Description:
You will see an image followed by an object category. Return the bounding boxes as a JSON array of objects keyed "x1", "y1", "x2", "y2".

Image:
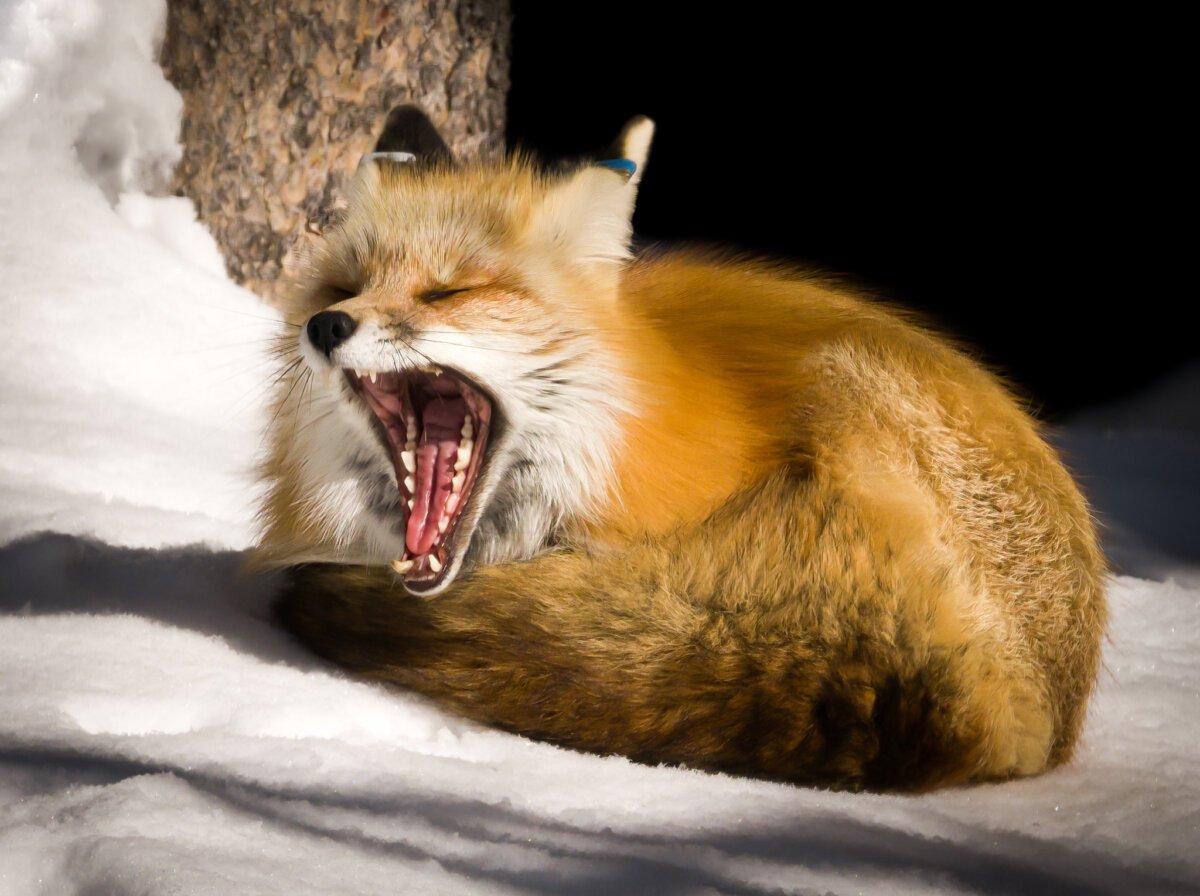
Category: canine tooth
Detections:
[
  {"x1": 400, "y1": 450, "x2": 415, "y2": 473},
  {"x1": 455, "y1": 441, "x2": 472, "y2": 471},
  {"x1": 428, "y1": 554, "x2": 443, "y2": 573},
  {"x1": 451, "y1": 471, "x2": 465, "y2": 493},
  {"x1": 404, "y1": 475, "x2": 415, "y2": 493},
  {"x1": 438, "y1": 516, "x2": 449, "y2": 533},
  {"x1": 391, "y1": 558, "x2": 413, "y2": 574}
]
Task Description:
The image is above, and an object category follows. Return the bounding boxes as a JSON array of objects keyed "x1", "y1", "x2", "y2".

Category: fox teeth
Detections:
[
  {"x1": 404, "y1": 475, "x2": 415, "y2": 493},
  {"x1": 461, "y1": 418, "x2": 473, "y2": 439},
  {"x1": 428, "y1": 554, "x2": 443, "y2": 573},
  {"x1": 451, "y1": 471, "x2": 466, "y2": 493},
  {"x1": 407, "y1": 498, "x2": 414, "y2": 510},
  {"x1": 400, "y1": 450, "x2": 415, "y2": 473},
  {"x1": 438, "y1": 516, "x2": 449, "y2": 534},
  {"x1": 455, "y1": 441, "x2": 472, "y2": 471},
  {"x1": 391, "y1": 558, "x2": 413, "y2": 574}
]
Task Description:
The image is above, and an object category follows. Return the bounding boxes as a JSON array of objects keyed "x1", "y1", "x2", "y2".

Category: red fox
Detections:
[{"x1": 259, "y1": 106, "x2": 1107, "y2": 791}]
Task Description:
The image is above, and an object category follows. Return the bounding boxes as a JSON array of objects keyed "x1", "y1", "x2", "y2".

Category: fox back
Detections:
[{"x1": 261, "y1": 108, "x2": 1106, "y2": 791}]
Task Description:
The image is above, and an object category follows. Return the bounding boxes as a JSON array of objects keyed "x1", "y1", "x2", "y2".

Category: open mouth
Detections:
[{"x1": 346, "y1": 366, "x2": 494, "y2": 593}]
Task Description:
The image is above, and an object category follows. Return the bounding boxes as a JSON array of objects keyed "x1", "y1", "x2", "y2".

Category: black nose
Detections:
[{"x1": 306, "y1": 311, "x2": 357, "y2": 357}]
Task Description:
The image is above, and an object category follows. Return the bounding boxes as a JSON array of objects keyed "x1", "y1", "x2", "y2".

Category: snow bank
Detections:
[
  {"x1": 0, "y1": 0, "x2": 279, "y2": 551},
  {"x1": 1, "y1": 537, "x2": 1197, "y2": 894},
  {"x1": 1, "y1": 1, "x2": 1198, "y2": 894}
]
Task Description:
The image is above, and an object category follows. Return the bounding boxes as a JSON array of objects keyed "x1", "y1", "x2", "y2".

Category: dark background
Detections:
[{"x1": 505, "y1": 6, "x2": 1185, "y2": 420}]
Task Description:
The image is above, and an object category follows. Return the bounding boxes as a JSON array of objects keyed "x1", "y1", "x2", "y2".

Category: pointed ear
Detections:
[
  {"x1": 361, "y1": 105, "x2": 455, "y2": 170},
  {"x1": 530, "y1": 116, "x2": 655, "y2": 267},
  {"x1": 600, "y1": 115, "x2": 654, "y2": 186}
]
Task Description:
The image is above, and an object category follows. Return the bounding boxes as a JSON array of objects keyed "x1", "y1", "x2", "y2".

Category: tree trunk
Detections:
[{"x1": 160, "y1": 0, "x2": 510, "y2": 301}]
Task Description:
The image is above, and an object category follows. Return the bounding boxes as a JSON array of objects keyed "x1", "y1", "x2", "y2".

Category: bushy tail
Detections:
[{"x1": 274, "y1": 481, "x2": 1020, "y2": 791}]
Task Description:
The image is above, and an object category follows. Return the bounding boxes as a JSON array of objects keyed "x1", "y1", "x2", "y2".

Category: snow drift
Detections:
[
  {"x1": 1, "y1": 1, "x2": 1197, "y2": 894},
  {"x1": 0, "y1": 0, "x2": 277, "y2": 551}
]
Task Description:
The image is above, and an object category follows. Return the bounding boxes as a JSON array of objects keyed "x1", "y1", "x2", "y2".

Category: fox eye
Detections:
[
  {"x1": 421, "y1": 286, "x2": 468, "y2": 303},
  {"x1": 320, "y1": 284, "x2": 357, "y2": 304}
]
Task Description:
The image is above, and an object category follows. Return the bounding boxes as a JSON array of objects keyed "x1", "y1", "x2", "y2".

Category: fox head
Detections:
[{"x1": 259, "y1": 106, "x2": 655, "y2": 595}]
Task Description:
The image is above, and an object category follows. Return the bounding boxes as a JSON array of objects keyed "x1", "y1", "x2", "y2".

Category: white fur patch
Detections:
[{"x1": 289, "y1": 316, "x2": 629, "y2": 579}]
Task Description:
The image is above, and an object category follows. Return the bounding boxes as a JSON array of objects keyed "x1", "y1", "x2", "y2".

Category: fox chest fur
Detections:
[{"x1": 260, "y1": 108, "x2": 1106, "y2": 792}]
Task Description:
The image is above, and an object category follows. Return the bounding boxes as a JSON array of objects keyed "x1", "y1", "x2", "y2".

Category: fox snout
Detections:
[{"x1": 306, "y1": 310, "x2": 357, "y2": 358}]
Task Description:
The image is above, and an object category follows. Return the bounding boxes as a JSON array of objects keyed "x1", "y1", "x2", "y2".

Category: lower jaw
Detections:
[
  {"x1": 390, "y1": 524, "x2": 465, "y2": 594},
  {"x1": 349, "y1": 367, "x2": 494, "y2": 594},
  {"x1": 387, "y1": 436, "x2": 488, "y2": 593}
]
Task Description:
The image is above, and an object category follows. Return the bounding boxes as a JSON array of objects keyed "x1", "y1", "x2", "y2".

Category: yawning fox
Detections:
[{"x1": 259, "y1": 106, "x2": 1106, "y2": 791}]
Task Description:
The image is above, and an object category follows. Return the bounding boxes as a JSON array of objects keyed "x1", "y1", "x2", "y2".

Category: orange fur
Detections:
[{"x1": 261, "y1": 127, "x2": 1107, "y2": 790}]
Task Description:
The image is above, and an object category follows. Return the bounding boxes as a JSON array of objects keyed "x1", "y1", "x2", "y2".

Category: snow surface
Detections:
[{"x1": 1, "y1": 1, "x2": 1198, "y2": 893}]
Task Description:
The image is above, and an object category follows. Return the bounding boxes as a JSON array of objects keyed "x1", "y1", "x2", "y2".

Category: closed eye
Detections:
[
  {"x1": 421, "y1": 286, "x2": 470, "y2": 303},
  {"x1": 320, "y1": 284, "x2": 357, "y2": 303}
]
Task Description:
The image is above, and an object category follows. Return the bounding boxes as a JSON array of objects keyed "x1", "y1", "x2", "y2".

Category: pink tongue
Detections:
[{"x1": 405, "y1": 397, "x2": 467, "y2": 556}]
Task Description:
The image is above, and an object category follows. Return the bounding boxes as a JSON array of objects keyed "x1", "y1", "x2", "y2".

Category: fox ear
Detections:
[
  {"x1": 598, "y1": 115, "x2": 654, "y2": 187},
  {"x1": 531, "y1": 116, "x2": 655, "y2": 267},
  {"x1": 361, "y1": 105, "x2": 455, "y2": 170}
]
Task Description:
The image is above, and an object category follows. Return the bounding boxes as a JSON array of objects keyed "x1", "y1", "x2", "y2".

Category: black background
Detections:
[{"x1": 505, "y1": 6, "x2": 1187, "y2": 420}]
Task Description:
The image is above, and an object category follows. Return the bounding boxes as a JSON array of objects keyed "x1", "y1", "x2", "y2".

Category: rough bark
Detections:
[{"x1": 161, "y1": 0, "x2": 510, "y2": 300}]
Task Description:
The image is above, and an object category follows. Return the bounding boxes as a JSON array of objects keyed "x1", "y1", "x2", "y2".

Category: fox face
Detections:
[{"x1": 267, "y1": 109, "x2": 655, "y2": 596}]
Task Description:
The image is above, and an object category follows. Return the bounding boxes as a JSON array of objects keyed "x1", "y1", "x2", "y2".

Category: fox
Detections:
[{"x1": 258, "y1": 105, "x2": 1107, "y2": 792}]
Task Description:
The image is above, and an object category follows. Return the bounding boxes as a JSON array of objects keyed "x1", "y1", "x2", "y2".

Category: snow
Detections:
[{"x1": 0, "y1": 2, "x2": 1197, "y2": 893}]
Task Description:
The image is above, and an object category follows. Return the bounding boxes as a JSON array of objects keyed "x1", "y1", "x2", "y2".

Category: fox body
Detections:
[{"x1": 260, "y1": 108, "x2": 1106, "y2": 791}]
